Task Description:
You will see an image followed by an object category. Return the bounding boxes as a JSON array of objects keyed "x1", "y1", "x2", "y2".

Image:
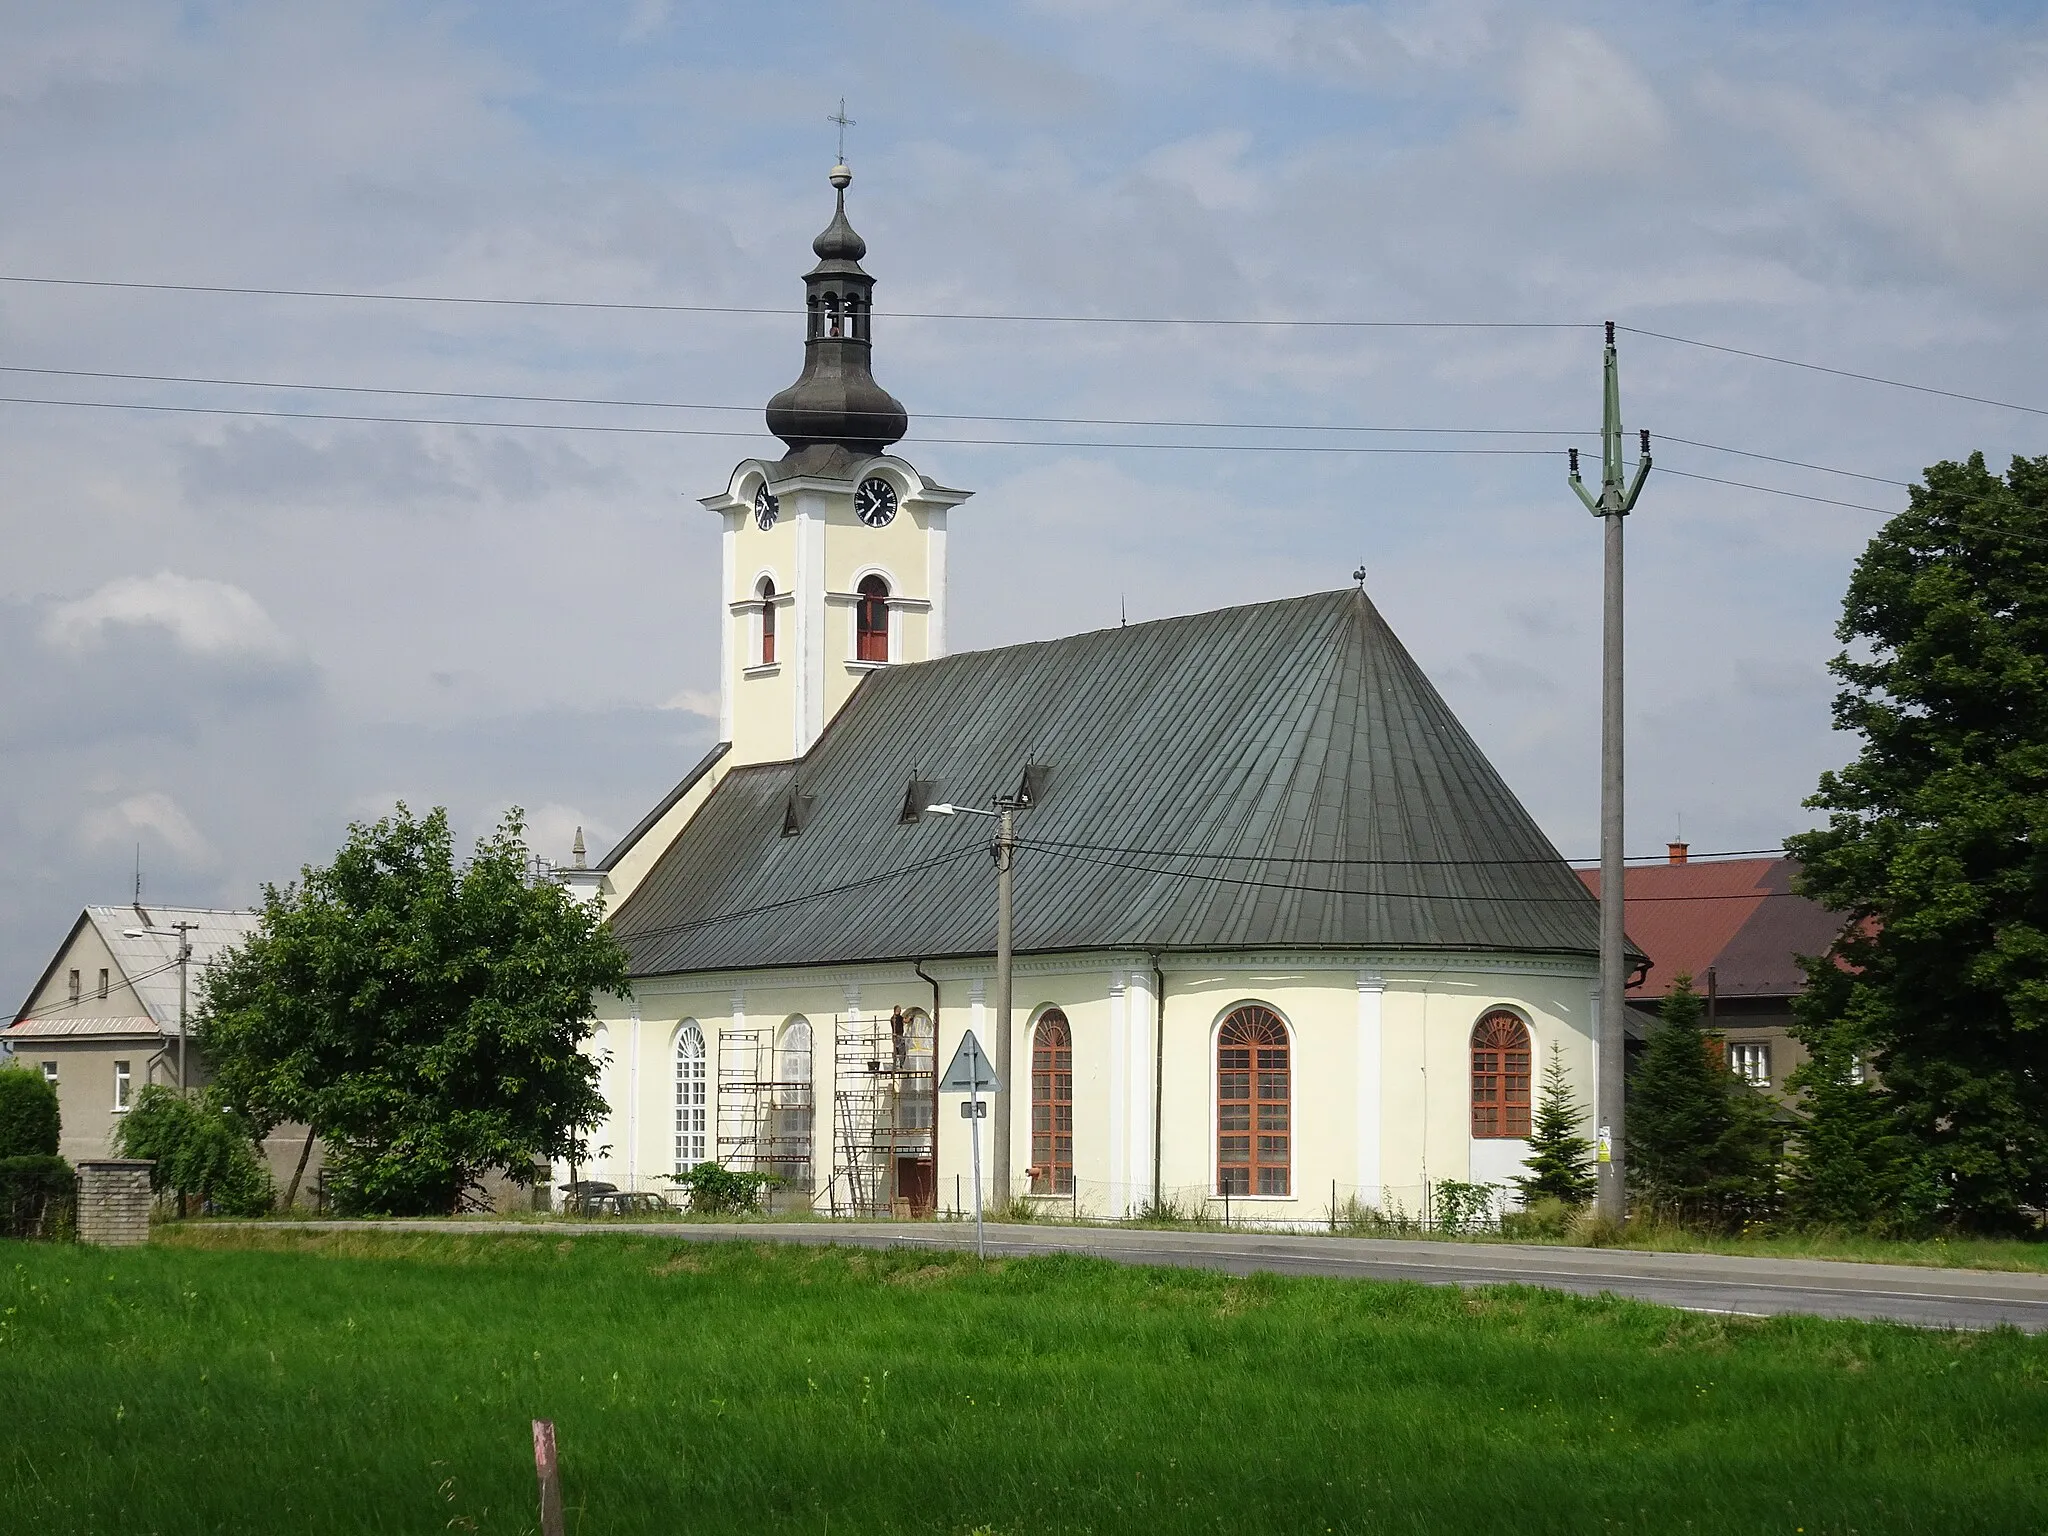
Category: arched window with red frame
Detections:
[
  {"x1": 1030, "y1": 1009, "x2": 1073, "y2": 1195},
  {"x1": 1217, "y1": 1006, "x2": 1290, "y2": 1196},
  {"x1": 1470, "y1": 1011, "x2": 1533, "y2": 1137},
  {"x1": 855, "y1": 574, "x2": 890, "y2": 662},
  {"x1": 758, "y1": 576, "x2": 777, "y2": 665}
]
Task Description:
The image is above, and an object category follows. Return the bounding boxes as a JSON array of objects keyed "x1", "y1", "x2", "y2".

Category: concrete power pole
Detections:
[
  {"x1": 1570, "y1": 321, "x2": 1650, "y2": 1224},
  {"x1": 171, "y1": 920, "x2": 199, "y2": 1095},
  {"x1": 990, "y1": 798, "x2": 1019, "y2": 1205}
]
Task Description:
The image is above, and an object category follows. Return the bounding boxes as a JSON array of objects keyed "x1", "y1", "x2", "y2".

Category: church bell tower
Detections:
[{"x1": 702, "y1": 161, "x2": 970, "y2": 767}]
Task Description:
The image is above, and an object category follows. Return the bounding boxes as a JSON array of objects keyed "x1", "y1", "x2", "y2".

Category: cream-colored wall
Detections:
[
  {"x1": 22, "y1": 920, "x2": 148, "y2": 1023},
  {"x1": 582, "y1": 949, "x2": 1596, "y2": 1223}
]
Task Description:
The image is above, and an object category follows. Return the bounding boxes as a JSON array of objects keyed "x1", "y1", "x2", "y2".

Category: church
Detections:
[{"x1": 561, "y1": 162, "x2": 1607, "y2": 1224}]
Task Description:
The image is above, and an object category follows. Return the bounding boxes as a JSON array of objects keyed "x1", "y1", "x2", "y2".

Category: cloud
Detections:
[
  {"x1": 661, "y1": 689, "x2": 721, "y2": 718},
  {"x1": 78, "y1": 791, "x2": 215, "y2": 865},
  {"x1": 41, "y1": 572, "x2": 295, "y2": 662},
  {"x1": 1491, "y1": 28, "x2": 1667, "y2": 175}
]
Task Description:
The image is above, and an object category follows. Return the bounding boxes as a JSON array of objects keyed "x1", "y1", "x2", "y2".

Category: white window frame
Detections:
[
  {"x1": 674, "y1": 1021, "x2": 708, "y2": 1172},
  {"x1": 1727, "y1": 1040, "x2": 1771, "y2": 1086},
  {"x1": 113, "y1": 1060, "x2": 133, "y2": 1111}
]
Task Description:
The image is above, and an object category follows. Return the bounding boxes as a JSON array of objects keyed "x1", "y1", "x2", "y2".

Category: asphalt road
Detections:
[{"x1": 259, "y1": 1217, "x2": 2048, "y2": 1331}]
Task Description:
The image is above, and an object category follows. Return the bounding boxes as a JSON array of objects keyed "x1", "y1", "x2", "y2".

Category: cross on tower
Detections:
[{"x1": 828, "y1": 98, "x2": 855, "y2": 163}]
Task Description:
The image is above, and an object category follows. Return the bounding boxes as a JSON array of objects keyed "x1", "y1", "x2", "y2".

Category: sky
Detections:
[{"x1": 3, "y1": 0, "x2": 2046, "y2": 1002}]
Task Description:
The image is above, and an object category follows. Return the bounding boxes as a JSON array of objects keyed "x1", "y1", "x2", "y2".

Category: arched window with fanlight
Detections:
[
  {"x1": 1030, "y1": 1009, "x2": 1074, "y2": 1195},
  {"x1": 674, "y1": 1022, "x2": 708, "y2": 1171},
  {"x1": 1217, "y1": 1006, "x2": 1290, "y2": 1196},
  {"x1": 1470, "y1": 1011, "x2": 1533, "y2": 1138},
  {"x1": 758, "y1": 576, "x2": 777, "y2": 665},
  {"x1": 855, "y1": 575, "x2": 890, "y2": 662},
  {"x1": 772, "y1": 1018, "x2": 814, "y2": 1189}
]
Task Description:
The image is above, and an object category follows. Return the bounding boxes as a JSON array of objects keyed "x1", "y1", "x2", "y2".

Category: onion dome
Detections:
[{"x1": 765, "y1": 164, "x2": 909, "y2": 465}]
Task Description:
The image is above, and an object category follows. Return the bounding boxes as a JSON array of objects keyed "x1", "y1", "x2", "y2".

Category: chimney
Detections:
[
  {"x1": 572, "y1": 827, "x2": 587, "y2": 870},
  {"x1": 1667, "y1": 841, "x2": 1689, "y2": 865}
]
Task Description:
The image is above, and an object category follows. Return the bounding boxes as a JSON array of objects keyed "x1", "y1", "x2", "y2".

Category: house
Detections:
[
  {"x1": 555, "y1": 163, "x2": 1621, "y2": 1222},
  {"x1": 2, "y1": 905, "x2": 308, "y2": 1171},
  {"x1": 1578, "y1": 845, "x2": 1845, "y2": 1095}
]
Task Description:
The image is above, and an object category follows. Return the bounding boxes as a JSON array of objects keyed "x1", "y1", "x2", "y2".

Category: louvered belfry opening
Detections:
[
  {"x1": 1470, "y1": 1010, "x2": 1533, "y2": 1137},
  {"x1": 1217, "y1": 1006, "x2": 1290, "y2": 1197}
]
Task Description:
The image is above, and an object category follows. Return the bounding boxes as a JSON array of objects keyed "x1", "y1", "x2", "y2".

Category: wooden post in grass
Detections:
[{"x1": 532, "y1": 1419, "x2": 565, "y2": 1536}]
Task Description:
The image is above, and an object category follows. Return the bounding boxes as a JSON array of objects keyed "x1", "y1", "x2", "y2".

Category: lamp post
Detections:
[{"x1": 928, "y1": 796, "x2": 1021, "y2": 1204}]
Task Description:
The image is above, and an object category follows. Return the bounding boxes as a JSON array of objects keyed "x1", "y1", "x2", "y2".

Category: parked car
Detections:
[{"x1": 559, "y1": 1180, "x2": 618, "y2": 1216}]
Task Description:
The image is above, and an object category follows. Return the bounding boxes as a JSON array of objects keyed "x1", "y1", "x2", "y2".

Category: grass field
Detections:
[{"x1": 5, "y1": 1229, "x2": 2046, "y2": 1534}]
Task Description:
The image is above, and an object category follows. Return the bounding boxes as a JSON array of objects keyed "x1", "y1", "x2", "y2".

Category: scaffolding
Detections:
[
  {"x1": 715, "y1": 1027, "x2": 815, "y2": 1203},
  {"x1": 828, "y1": 1009, "x2": 937, "y2": 1217}
]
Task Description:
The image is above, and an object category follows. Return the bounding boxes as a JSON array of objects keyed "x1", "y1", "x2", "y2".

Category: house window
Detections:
[
  {"x1": 1217, "y1": 1006, "x2": 1290, "y2": 1196},
  {"x1": 1728, "y1": 1041, "x2": 1771, "y2": 1086},
  {"x1": 98, "y1": 969, "x2": 110, "y2": 1000},
  {"x1": 674, "y1": 1022, "x2": 708, "y2": 1172},
  {"x1": 855, "y1": 575, "x2": 889, "y2": 662},
  {"x1": 40, "y1": 1061, "x2": 58, "y2": 1085},
  {"x1": 114, "y1": 1060, "x2": 132, "y2": 1111},
  {"x1": 1030, "y1": 1009, "x2": 1074, "y2": 1195},
  {"x1": 758, "y1": 577, "x2": 777, "y2": 665},
  {"x1": 67, "y1": 969, "x2": 80, "y2": 1003},
  {"x1": 1471, "y1": 1011, "x2": 1533, "y2": 1138}
]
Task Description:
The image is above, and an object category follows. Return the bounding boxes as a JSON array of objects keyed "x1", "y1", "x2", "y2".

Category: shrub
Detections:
[
  {"x1": 1500, "y1": 1196, "x2": 1580, "y2": 1242},
  {"x1": 0, "y1": 1154, "x2": 75, "y2": 1239},
  {"x1": 1431, "y1": 1179, "x2": 1501, "y2": 1236},
  {"x1": 668, "y1": 1161, "x2": 774, "y2": 1215},
  {"x1": 114, "y1": 1086, "x2": 275, "y2": 1216},
  {"x1": 0, "y1": 1066, "x2": 61, "y2": 1158}
]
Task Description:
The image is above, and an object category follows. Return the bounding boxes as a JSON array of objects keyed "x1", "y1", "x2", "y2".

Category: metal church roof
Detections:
[{"x1": 612, "y1": 588, "x2": 1605, "y2": 977}]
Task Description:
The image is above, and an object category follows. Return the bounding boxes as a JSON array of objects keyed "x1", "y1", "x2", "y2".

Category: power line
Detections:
[
  {"x1": 1016, "y1": 838, "x2": 1788, "y2": 867},
  {"x1": 613, "y1": 847, "x2": 988, "y2": 946},
  {"x1": 1024, "y1": 843, "x2": 1826, "y2": 906},
  {"x1": 1657, "y1": 466, "x2": 1897, "y2": 516},
  {"x1": 7, "y1": 272, "x2": 2041, "y2": 418},
  {"x1": 0, "y1": 273, "x2": 1587, "y2": 329},
  {"x1": 0, "y1": 364, "x2": 1915, "y2": 486},
  {"x1": 1620, "y1": 325, "x2": 2048, "y2": 419},
  {"x1": 0, "y1": 396, "x2": 1565, "y2": 456},
  {"x1": 11, "y1": 956, "x2": 186, "y2": 1024}
]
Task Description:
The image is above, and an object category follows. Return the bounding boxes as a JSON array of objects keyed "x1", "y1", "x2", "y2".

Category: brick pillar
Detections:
[{"x1": 76, "y1": 1159, "x2": 154, "y2": 1247}]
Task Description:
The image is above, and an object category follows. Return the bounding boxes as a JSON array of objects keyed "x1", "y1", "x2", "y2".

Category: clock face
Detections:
[
  {"x1": 753, "y1": 485, "x2": 779, "y2": 530},
  {"x1": 854, "y1": 476, "x2": 898, "y2": 528}
]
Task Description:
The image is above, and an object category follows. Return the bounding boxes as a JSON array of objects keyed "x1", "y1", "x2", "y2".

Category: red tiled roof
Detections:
[{"x1": 1578, "y1": 857, "x2": 1847, "y2": 1000}]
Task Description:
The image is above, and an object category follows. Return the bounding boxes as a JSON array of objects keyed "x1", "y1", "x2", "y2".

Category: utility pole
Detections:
[
  {"x1": 171, "y1": 920, "x2": 198, "y2": 1095},
  {"x1": 990, "y1": 797, "x2": 1018, "y2": 1204},
  {"x1": 1570, "y1": 320, "x2": 1650, "y2": 1225}
]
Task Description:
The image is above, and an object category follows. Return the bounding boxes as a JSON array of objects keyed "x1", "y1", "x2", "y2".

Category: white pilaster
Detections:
[
  {"x1": 1355, "y1": 971, "x2": 1384, "y2": 1206},
  {"x1": 794, "y1": 492, "x2": 827, "y2": 753},
  {"x1": 1107, "y1": 970, "x2": 1127, "y2": 1213},
  {"x1": 628, "y1": 1000, "x2": 642, "y2": 1189},
  {"x1": 927, "y1": 509, "x2": 948, "y2": 656},
  {"x1": 718, "y1": 511, "x2": 738, "y2": 742},
  {"x1": 1125, "y1": 966, "x2": 1155, "y2": 1211}
]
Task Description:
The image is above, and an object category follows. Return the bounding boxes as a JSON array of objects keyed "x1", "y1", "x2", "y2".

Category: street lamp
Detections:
[{"x1": 927, "y1": 797, "x2": 1021, "y2": 1202}]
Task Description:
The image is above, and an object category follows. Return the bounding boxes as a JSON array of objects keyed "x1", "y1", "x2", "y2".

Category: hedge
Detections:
[{"x1": 0, "y1": 1154, "x2": 75, "y2": 1240}]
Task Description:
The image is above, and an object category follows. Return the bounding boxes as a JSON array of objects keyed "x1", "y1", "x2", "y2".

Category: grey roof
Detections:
[
  {"x1": 613, "y1": 589, "x2": 1606, "y2": 977},
  {"x1": 11, "y1": 906, "x2": 260, "y2": 1036},
  {"x1": 597, "y1": 742, "x2": 731, "y2": 873}
]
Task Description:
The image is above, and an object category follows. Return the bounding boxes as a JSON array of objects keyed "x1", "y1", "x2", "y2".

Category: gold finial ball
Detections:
[{"x1": 829, "y1": 162, "x2": 852, "y2": 189}]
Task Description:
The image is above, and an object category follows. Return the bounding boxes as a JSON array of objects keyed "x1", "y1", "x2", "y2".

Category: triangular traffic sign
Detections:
[{"x1": 938, "y1": 1029, "x2": 1002, "y2": 1093}]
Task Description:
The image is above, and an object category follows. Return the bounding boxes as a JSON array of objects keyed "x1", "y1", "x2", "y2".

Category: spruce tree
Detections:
[
  {"x1": 1787, "y1": 453, "x2": 2048, "y2": 1228},
  {"x1": 1783, "y1": 964, "x2": 1933, "y2": 1231},
  {"x1": 1628, "y1": 975, "x2": 1779, "y2": 1228},
  {"x1": 1515, "y1": 1042, "x2": 1596, "y2": 1206}
]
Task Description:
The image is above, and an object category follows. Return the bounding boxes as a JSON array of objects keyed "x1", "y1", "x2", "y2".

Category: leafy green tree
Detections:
[
  {"x1": 114, "y1": 1086, "x2": 274, "y2": 1216},
  {"x1": 1515, "y1": 1043, "x2": 1596, "y2": 1207},
  {"x1": 0, "y1": 1065, "x2": 61, "y2": 1158},
  {"x1": 1787, "y1": 453, "x2": 2048, "y2": 1230},
  {"x1": 1628, "y1": 976, "x2": 1779, "y2": 1228},
  {"x1": 198, "y1": 805, "x2": 631, "y2": 1216}
]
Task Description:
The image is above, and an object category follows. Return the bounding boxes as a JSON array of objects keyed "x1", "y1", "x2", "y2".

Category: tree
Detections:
[
  {"x1": 1628, "y1": 976, "x2": 1779, "y2": 1228},
  {"x1": 1515, "y1": 1042, "x2": 1596, "y2": 1206},
  {"x1": 198, "y1": 805, "x2": 631, "y2": 1216},
  {"x1": 0, "y1": 1065, "x2": 60, "y2": 1158},
  {"x1": 1786, "y1": 453, "x2": 2048, "y2": 1230},
  {"x1": 113, "y1": 1086, "x2": 274, "y2": 1217},
  {"x1": 1782, "y1": 1001, "x2": 1932, "y2": 1233}
]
